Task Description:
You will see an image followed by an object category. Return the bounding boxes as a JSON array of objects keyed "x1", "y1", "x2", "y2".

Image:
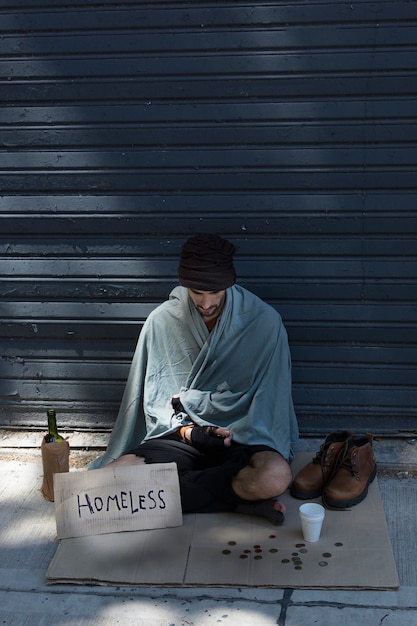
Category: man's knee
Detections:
[
  {"x1": 233, "y1": 451, "x2": 292, "y2": 500},
  {"x1": 269, "y1": 459, "x2": 292, "y2": 494},
  {"x1": 252, "y1": 451, "x2": 292, "y2": 495}
]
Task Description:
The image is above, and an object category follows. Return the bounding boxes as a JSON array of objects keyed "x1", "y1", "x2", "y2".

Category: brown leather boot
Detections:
[
  {"x1": 322, "y1": 435, "x2": 377, "y2": 509},
  {"x1": 290, "y1": 431, "x2": 353, "y2": 500}
]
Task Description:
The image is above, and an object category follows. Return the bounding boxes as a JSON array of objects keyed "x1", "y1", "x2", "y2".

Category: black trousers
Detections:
[{"x1": 128, "y1": 437, "x2": 274, "y2": 514}]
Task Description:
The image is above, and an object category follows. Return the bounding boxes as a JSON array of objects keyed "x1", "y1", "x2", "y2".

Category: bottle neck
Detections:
[{"x1": 47, "y1": 410, "x2": 59, "y2": 437}]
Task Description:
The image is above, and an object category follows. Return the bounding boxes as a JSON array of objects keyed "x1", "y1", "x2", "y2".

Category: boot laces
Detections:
[
  {"x1": 325, "y1": 440, "x2": 351, "y2": 481},
  {"x1": 313, "y1": 439, "x2": 342, "y2": 469},
  {"x1": 338, "y1": 451, "x2": 355, "y2": 474}
]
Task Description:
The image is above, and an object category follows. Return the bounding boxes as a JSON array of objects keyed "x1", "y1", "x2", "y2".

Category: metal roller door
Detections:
[{"x1": 1, "y1": 0, "x2": 416, "y2": 436}]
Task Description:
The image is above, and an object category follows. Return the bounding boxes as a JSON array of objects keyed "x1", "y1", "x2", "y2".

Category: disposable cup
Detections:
[{"x1": 299, "y1": 503, "x2": 325, "y2": 542}]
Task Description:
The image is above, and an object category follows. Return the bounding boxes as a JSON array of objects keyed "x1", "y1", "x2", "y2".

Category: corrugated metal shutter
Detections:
[{"x1": 1, "y1": 0, "x2": 416, "y2": 435}]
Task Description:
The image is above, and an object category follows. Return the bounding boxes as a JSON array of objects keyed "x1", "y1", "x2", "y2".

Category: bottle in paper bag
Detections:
[{"x1": 41, "y1": 409, "x2": 70, "y2": 501}]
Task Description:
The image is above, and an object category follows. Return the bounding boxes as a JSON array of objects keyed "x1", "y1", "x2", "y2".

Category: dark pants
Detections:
[{"x1": 128, "y1": 437, "x2": 274, "y2": 514}]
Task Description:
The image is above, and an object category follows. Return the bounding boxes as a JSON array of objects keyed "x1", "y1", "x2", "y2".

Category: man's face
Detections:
[{"x1": 187, "y1": 288, "x2": 226, "y2": 322}]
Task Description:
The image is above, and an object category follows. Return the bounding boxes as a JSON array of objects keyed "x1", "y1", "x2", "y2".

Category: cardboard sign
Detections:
[{"x1": 54, "y1": 463, "x2": 182, "y2": 539}]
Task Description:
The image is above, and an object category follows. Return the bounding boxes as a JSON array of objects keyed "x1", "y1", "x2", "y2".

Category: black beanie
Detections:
[{"x1": 178, "y1": 234, "x2": 236, "y2": 291}]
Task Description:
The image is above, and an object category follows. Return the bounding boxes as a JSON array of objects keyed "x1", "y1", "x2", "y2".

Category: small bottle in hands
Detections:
[{"x1": 45, "y1": 408, "x2": 64, "y2": 443}]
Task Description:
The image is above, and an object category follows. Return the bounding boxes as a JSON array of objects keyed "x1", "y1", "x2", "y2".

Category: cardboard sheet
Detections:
[{"x1": 46, "y1": 454, "x2": 399, "y2": 589}]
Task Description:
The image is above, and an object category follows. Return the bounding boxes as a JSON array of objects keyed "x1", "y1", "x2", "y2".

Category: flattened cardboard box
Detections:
[
  {"x1": 47, "y1": 454, "x2": 399, "y2": 589},
  {"x1": 54, "y1": 462, "x2": 182, "y2": 539}
]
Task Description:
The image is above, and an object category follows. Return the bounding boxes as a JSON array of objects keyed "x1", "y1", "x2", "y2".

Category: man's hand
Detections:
[
  {"x1": 171, "y1": 395, "x2": 185, "y2": 415},
  {"x1": 188, "y1": 425, "x2": 233, "y2": 450}
]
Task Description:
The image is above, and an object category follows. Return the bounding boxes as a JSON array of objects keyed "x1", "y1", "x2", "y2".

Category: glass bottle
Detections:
[{"x1": 46, "y1": 408, "x2": 64, "y2": 443}]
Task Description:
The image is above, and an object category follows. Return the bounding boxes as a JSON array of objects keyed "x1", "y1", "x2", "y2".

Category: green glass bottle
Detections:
[{"x1": 46, "y1": 408, "x2": 64, "y2": 443}]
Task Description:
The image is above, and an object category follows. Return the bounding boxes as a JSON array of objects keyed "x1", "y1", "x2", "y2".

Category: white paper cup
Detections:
[{"x1": 299, "y1": 503, "x2": 325, "y2": 542}]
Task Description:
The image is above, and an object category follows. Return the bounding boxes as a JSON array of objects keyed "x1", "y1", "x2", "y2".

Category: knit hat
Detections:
[{"x1": 178, "y1": 234, "x2": 236, "y2": 291}]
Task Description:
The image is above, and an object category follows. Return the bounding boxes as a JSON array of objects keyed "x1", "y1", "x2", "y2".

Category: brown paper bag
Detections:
[{"x1": 41, "y1": 436, "x2": 70, "y2": 501}]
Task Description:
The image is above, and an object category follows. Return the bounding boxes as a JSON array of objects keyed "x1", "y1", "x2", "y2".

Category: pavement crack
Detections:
[{"x1": 277, "y1": 588, "x2": 293, "y2": 625}]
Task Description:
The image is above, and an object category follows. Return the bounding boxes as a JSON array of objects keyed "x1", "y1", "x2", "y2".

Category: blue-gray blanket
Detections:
[{"x1": 90, "y1": 285, "x2": 298, "y2": 469}]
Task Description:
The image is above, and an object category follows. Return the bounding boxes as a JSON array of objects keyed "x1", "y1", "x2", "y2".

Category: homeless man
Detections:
[{"x1": 90, "y1": 233, "x2": 299, "y2": 526}]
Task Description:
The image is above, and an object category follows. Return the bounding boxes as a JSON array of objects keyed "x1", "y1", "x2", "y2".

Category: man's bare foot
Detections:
[
  {"x1": 235, "y1": 498, "x2": 286, "y2": 526},
  {"x1": 274, "y1": 500, "x2": 286, "y2": 514}
]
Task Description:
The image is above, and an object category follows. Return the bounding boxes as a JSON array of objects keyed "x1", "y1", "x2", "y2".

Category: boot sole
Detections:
[
  {"x1": 322, "y1": 464, "x2": 377, "y2": 509},
  {"x1": 290, "y1": 485, "x2": 324, "y2": 500}
]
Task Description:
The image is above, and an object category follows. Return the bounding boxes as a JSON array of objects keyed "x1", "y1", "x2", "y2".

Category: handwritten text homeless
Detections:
[{"x1": 77, "y1": 489, "x2": 166, "y2": 518}]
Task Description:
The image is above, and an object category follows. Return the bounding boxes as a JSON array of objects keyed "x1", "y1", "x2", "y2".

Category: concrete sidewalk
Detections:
[{"x1": 1, "y1": 435, "x2": 417, "y2": 625}]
